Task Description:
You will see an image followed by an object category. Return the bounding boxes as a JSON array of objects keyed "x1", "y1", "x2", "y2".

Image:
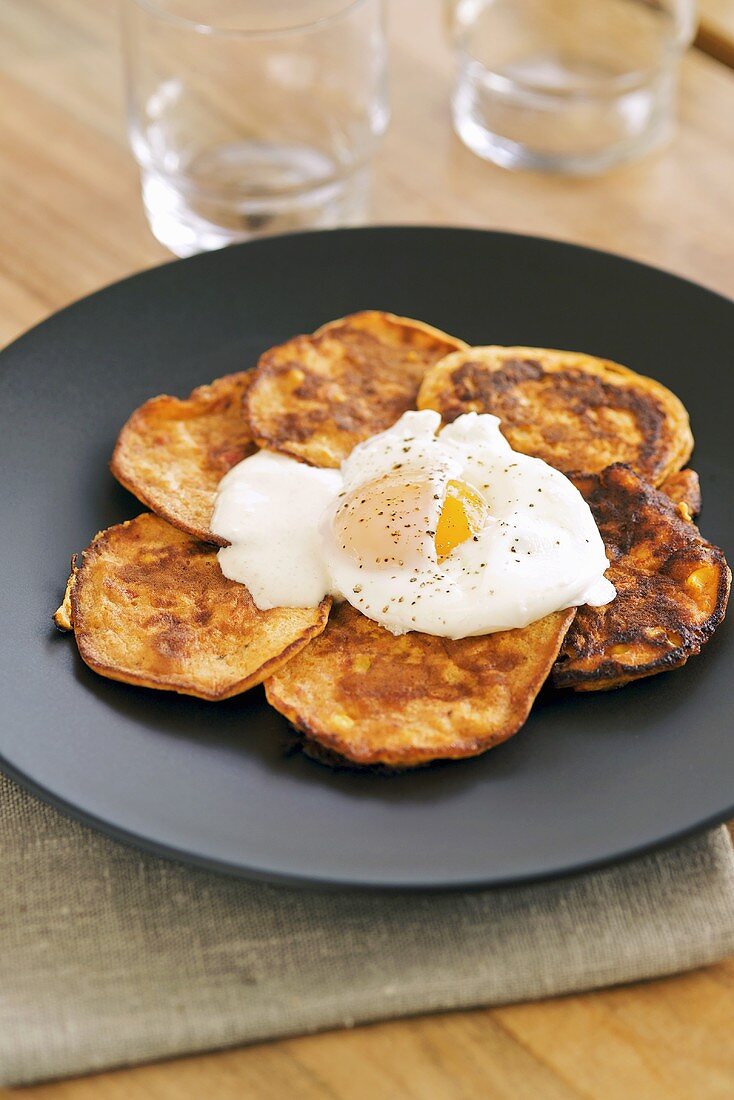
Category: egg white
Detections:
[
  {"x1": 211, "y1": 411, "x2": 615, "y2": 638},
  {"x1": 212, "y1": 450, "x2": 342, "y2": 610},
  {"x1": 321, "y1": 411, "x2": 614, "y2": 637}
]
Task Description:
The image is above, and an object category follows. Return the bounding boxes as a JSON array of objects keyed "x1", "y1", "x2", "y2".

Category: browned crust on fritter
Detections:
[
  {"x1": 58, "y1": 513, "x2": 331, "y2": 701},
  {"x1": 553, "y1": 465, "x2": 730, "y2": 692},
  {"x1": 245, "y1": 311, "x2": 468, "y2": 468},
  {"x1": 265, "y1": 602, "x2": 575, "y2": 768},
  {"x1": 418, "y1": 346, "x2": 693, "y2": 486},
  {"x1": 111, "y1": 373, "x2": 256, "y2": 545},
  {"x1": 297, "y1": 737, "x2": 419, "y2": 774},
  {"x1": 53, "y1": 558, "x2": 75, "y2": 630},
  {"x1": 660, "y1": 468, "x2": 702, "y2": 520}
]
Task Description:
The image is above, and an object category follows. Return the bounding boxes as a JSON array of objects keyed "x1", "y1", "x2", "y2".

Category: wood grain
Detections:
[
  {"x1": 2, "y1": 1, "x2": 734, "y2": 1097},
  {"x1": 699, "y1": 0, "x2": 734, "y2": 68}
]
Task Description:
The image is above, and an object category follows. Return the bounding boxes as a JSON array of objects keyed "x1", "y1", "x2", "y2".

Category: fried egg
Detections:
[{"x1": 211, "y1": 411, "x2": 615, "y2": 638}]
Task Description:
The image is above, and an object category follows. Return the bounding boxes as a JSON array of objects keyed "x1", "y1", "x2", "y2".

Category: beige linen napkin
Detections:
[{"x1": 1, "y1": 771, "x2": 734, "y2": 1087}]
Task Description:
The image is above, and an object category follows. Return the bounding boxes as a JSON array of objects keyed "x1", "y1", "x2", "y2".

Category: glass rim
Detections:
[
  {"x1": 459, "y1": 40, "x2": 685, "y2": 99},
  {"x1": 126, "y1": 0, "x2": 371, "y2": 38},
  {"x1": 452, "y1": 0, "x2": 697, "y2": 99}
]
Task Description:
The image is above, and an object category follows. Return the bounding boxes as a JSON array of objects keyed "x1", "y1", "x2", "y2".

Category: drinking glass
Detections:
[
  {"x1": 122, "y1": 1, "x2": 389, "y2": 255},
  {"x1": 449, "y1": 0, "x2": 697, "y2": 175}
]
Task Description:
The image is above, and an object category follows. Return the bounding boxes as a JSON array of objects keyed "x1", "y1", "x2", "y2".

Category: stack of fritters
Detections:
[{"x1": 57, "y1": 313, "x2": 730, "y2": 768}]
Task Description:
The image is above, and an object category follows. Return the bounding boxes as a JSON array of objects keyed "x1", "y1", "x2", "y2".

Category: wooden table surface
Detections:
[
  {"x1": 698, "y1": 0, "x2": 734, "y2": 66},
  {"x1": 3, "y1": 1, "x2": 734, "y2": 1096}
]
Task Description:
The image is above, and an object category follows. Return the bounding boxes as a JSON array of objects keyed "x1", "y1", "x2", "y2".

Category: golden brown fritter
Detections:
[
  {"x1": 245, "y1": 311, "x2": 467, "y2": 468},
  {"x1": 418, "y1": 346, "x2": 693, "y2": 486},
  {"x1": 55, "y1": 513, "x2": 331, "y2": 701},
  {"x1": 265, "y1": 602, "x2": 575, "y2": 768},
  {"x1": 111, "y1": 373, "x2": 255, "y2": 545},
  {"x1": 553, "y1": 465, "x2": 730, "y2": 692},
  {"x1": 660, "y1": 468, "x2": 702, "y2": 521}
]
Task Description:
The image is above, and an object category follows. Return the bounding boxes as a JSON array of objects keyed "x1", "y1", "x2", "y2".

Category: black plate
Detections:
[{"x1": 1, "y1": 227, "x2": 732, "y2": 889}]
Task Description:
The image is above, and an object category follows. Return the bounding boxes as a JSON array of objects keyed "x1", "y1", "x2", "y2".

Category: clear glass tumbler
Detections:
[
  {"x1": 449, "y1": 0, "x2": 697, "y2": 175},
  {"x1": 122, "y1": 1, "x2": 389, "y2": 255}
]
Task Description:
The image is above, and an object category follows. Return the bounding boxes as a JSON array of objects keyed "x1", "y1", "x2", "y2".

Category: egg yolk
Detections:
[
  {"x1": 435, "y1": 480, "x2": 487, "y2": 561},
  {"x1": 334, "y1": 474, "x2": 488, "y2": 567}
]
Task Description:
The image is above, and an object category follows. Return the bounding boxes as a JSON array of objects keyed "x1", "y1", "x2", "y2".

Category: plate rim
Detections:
[
  {"x1": 4, "y1": 224, "x2": 734, "y2": 360},
  {"x1": 2, "y1": 750, "x2": 733, "y2": 892}
]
